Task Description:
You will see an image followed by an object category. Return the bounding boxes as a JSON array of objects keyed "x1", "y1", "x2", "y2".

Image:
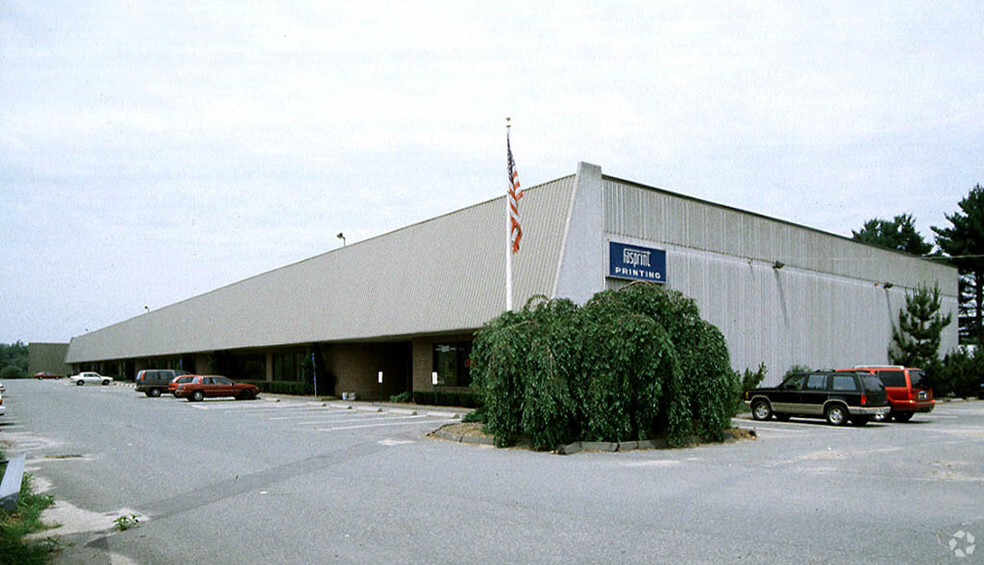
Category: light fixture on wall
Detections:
[
  {"x1": 337, "y1": 233, "x2": 346, "y2": 246},
  {"x1": 773, "y1": 261, "x2": 785, "y2": 270},
  {"x1": 883, "y1": 282, "x2": 894, "y2": 289}
]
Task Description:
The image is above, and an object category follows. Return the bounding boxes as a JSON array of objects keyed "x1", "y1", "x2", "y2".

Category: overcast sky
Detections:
[{"x1": 2, "y1": 1, "x2": 982, "y2": 345}]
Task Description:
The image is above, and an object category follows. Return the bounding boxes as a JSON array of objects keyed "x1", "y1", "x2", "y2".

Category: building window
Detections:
[
  {"x1": 273, "y1": 351, "x2": 304, "y2": 382},
  {"x1": 433, "y1": 342, "x2": 472, "y2": 387}
]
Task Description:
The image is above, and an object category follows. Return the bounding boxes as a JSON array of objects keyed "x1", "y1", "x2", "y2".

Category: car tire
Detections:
[
  {"x1": 148, "y1": 388, "x2": 161, "y2": 398},
  {"x1": 825, "y1": 404, "x2": 848, "y2": 426},
  {"x1": 191, "y1": 390, "x2": 204, "y2": 402},
  {"x1": 102, "y1": 380, "x2": 111, "y2": 386},
  {"x1": 76, "y1": 380, "x2": 84, "y2": 386},
  {"x1": 237, "y1": 390, "x2": 255, "y2": 401},
  {"x1": 893, "y1": 412, "x2": 914, "y2": 423},
  {"x1": 751, "y1": 399, "x2": 772, "y2": 421}
]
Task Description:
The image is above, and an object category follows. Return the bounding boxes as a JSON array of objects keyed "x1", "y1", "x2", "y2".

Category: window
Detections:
[
  {"x1": 433, "y1": 342, "x2": 473, "y2": 387},
  {"x1": 832, "y1": 376, "x2": 859, "y2": 392},
  {"x1": 806, "y1": 374, "x2": 828, "y2": 391},
  {"x1": 273, "y1": 351, "x2": 305, "y2": 382},
  {"x1": 862, "y1": 376, "x2": 885, "y2": 392},
  {"x1": 909, "y1": 370, "x2": 926, "y2": 388},
  {"x1": 781, "y1": 375, "x2": 807, "y2": 391},
  {"x1": 876, "y1": 370, "x2": 906, "y2": 387}
]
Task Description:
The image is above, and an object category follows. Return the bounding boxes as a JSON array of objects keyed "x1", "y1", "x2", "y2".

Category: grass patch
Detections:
[{"x1": 0, "y1": 474, "x2": 57, "y2": 564}]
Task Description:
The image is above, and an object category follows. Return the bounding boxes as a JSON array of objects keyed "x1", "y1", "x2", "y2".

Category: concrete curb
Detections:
[{"x1": 431, "y1": 427, "x2": 495, "y2": 445}]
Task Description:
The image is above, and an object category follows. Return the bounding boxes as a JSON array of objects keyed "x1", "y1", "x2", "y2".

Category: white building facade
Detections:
[{"x1": 66, "y1": 162, "x2": 958, "y2": 395}]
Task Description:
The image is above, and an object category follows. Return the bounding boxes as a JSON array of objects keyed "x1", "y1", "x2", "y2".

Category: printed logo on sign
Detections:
[
  {"x1": 623, "y1": 248, "x2": 651, "y2": 268},
  {"x1": 609, "y1": 242, "x2": 666, "y2": 283}
]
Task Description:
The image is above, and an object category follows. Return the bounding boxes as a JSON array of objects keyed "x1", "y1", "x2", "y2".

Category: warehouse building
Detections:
[{"x1": 65, "y1": 162, "x2": 959, "y2": 395}]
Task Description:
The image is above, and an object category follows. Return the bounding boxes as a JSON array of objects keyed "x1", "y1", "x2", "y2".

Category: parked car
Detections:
[
  {"x1": 745, "y1": 371, "x2": 889, "y2": 426},
  {"x1": 135, "y1": 369, "x2": 189, "y2": 397},
  {"x1": 839, "y1": 366, "x2": 934, "y2": 422},
  {"x1": 168, "y1": 375, "x2": 197, "y2": 395},
  {"x1": 173, "y1": 375, "x2": 259, "y2": 402},
  {"x1": 34, "y1": 371, "x2": 62, "y2": 379},
  {"x1": 69, "y1": 372, "x2": 113, "y2": 386},
  {"x1": 0, "y1": 394, "x2": 5, "y2": 416}
]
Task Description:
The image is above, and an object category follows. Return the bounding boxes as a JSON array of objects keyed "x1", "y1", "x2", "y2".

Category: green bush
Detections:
[
  {"x1": 389, "y1": 391, "x2": 413, "y2": 403},
  {"x1": 470, "y1": 283, "x2": 738, "y2": 449},
  {"x1": 241, "y1": 380, "x2": 314, "y2": 395},
  {"x1": 412, "y1": 389, "x2": 481, "y2": 408},
  {"x1": 735, "y1": 363, "x2": 768, "y2": 412},
  {"x1": 785, "y1": 364, "x2": 812, "y2": 378},
  {"x1": 935, "y1": 348, "x2": 983, "y2": 397}
]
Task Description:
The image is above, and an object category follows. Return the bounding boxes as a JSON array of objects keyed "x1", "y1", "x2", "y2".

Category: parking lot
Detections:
[{"x1": 3, "y1": 379, "x2": 983, "y2": 564}]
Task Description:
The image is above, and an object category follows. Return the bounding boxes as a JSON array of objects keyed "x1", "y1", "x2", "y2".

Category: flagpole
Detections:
[{"x1": 505, "y1": 117, "x2": 513, "y2": 311}]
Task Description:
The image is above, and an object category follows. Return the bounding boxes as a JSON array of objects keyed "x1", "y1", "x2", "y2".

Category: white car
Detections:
[
  {"x1": 69, "y1": 372, "x2": 113, "y2": 386},
  {"x1": 0, "y1": 394, "x2": 5, "y2": 416}
]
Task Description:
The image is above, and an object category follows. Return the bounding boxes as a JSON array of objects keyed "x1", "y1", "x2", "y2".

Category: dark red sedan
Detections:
[{"x1": 173, "y1": 375, "x2": 259, "y2": 402}]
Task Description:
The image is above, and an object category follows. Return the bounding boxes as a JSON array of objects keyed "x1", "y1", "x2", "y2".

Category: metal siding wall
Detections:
[{"x1": 604, "y1": 179, "x2": 959, "y2": 386}]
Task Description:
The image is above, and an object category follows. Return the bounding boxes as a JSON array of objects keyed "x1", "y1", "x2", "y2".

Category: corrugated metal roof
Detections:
[{"x1": 66, "y1": 175, "x2": 575, "y2": 363}]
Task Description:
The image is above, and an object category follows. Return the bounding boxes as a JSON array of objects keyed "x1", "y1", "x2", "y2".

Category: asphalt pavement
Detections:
[{"x1": 3, "y1": 379, "x2": 982, "y2": 564}]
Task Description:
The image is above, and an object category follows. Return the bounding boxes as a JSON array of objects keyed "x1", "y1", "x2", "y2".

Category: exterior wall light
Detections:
[
  {"x1": 773, "y1": 261, "x2": 785, "y2": 270},
  {"x1": 337, "y1": 233, "x2": 346, "y2": 246}
]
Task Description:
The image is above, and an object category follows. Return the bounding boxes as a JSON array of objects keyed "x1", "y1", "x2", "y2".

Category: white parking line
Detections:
[
  {"x1": 290, "y1": 415, "x2": 425, "y2": 426},
  {"x1": 312, "y1": 417, "x2": 452, "y2": 432}
]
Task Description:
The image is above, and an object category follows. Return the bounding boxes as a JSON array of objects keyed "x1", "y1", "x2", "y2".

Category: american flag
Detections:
[{"x1": 507, "y1": 128, "x2": 523, "y2": 253}]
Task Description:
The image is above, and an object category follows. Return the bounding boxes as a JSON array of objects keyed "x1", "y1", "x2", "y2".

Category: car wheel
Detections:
[
  {"x1": 751, "y1": 399, "x2": 772, "y2": 421},
  {"x1": 851, "y1": 416, "x2": 870, "y2": 426},
  {"x1": 825, "y1": 404, "x2": 848, "y2": 426},
  {"x1": 102, "y1": 380, "x2": 111, "y2": 386},
  {"x1": 238, "y1": 390, "x2": 255, "y2": 401},
  {"x1": 191, "y1": 390, "x2": 204, "y2": 402},
  {"x1": 893, "y1": 412, "x2": 914, "y2": 423},
  {"x1": 148, "y1": 388, "x2": 161, "y2": 398},
  {"x1": 76, "y1": 380, "x2": 84, "y2": 386}
]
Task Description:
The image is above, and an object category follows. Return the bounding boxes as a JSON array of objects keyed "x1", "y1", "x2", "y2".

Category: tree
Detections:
[
  {"x1": 852, "y1": 213, "x2": 933, "y2": 255},
  {"x1": 933, "y1": 185, "x2": 984, "y2": 345},
  {"x1": 889, "y1": 283, "x2": 952, "y2": 368}
]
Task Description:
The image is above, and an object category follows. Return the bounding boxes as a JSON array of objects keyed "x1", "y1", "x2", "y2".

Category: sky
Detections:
[{"x1": 1, "y1": 1, "x2": 982, "y2": 345}]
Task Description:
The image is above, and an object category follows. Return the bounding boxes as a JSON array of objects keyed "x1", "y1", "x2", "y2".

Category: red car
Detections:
[
  {"x1": 168, "y1": 375, "x2": 196, "y2": 395},
  {"x1": 173, "y1": 375, "x2": 259, "y2": 402},
  {"x1": 34, "y1": 371, "x2": 63, "y2": 379},
  {"x1": 837, "y1": 365, "x2": 934, "y2": 422}
]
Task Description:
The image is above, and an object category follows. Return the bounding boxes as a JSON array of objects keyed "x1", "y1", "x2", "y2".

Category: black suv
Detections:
[
  {"x1": 744, "y1": 371, "x2": 889, "y2": 426},
  {"x1": 135, "y1": 369, "x2": 189, "y2": 397}
]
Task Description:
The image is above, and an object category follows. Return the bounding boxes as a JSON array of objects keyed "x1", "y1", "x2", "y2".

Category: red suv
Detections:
[{"x1": 837, "y1": 366, "x2": 934, "y2": 422}]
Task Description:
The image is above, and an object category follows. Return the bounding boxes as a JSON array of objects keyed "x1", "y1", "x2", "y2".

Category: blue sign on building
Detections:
[{"x1": 608, "y1": 242, "x2": 667, "y2": 283}]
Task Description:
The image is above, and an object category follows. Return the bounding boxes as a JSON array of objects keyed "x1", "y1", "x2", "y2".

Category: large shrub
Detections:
[
  {"x1": 935, "y1": 347, "x2": 983, "y2": 397},
  {"x1": 470, "y1": 283, "x2": 738, "y2": 449}
]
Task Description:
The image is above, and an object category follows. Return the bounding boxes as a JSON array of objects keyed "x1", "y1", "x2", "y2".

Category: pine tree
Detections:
[
  {"x1": 852, "y1": 213, "x2": 933, "y2": 256},
  {"x1": 889, "y1": 284, "x2": 952, "y2": 367},
  {"x1": 933, "y1": 185, "x2": 984, "y2": 345}
]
